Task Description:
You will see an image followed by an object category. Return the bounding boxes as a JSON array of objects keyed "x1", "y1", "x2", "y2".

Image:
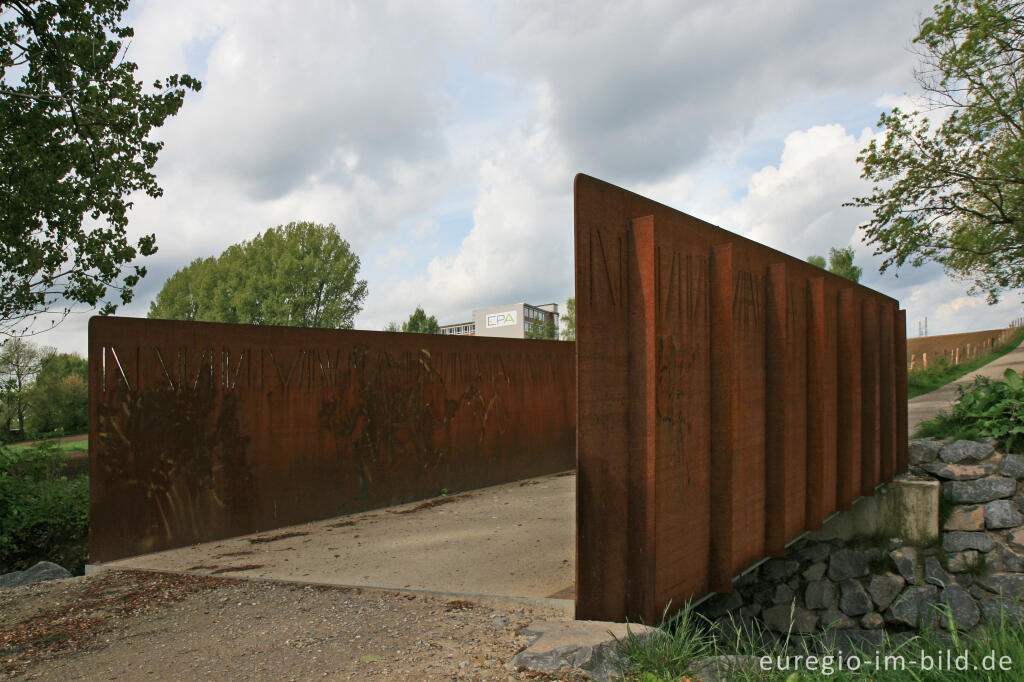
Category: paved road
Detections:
[{"x1": 908, "y1": 340, "x2": 1024, "y2": 435}]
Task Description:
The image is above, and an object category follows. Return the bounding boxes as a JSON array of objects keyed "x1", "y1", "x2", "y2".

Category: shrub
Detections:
[
  {"x1": 915, "y1": 368, "x2": 1024, "y2": 453},
  {"x1": 0, "y1": 441, "x2": 89, "y2": 575}
]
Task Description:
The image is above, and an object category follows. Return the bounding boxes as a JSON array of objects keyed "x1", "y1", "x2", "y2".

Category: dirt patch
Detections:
[{"x1": 0, "y1": 570, "x2": 570, "y2": 680}]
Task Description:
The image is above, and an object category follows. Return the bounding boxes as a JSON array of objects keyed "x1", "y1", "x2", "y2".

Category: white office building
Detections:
[{"x1": 439, "y1": 302, "x2": 560, "y2": 339}]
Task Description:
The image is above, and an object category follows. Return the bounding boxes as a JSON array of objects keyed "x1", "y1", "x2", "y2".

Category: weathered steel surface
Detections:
[
  {"x1": 89, "y1": 317, "x2": 575, "y2": 563},
  {"x1": 574, "y1": 174, "x2": 906, "y2": 623}
]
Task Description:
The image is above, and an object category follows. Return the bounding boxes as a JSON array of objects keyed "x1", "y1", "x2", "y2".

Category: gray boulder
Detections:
[
  {"x1": 944, "y1": 477, "x2": 1016, "y2": 504},
  {"x1": 509, "y1": 620, "x2": 659, "y2": 682},
  {"x1": 839, "y1": 580, "x2": 872, "y2": 617},
  {"x1": 943, "y1": 531, "x2": 996, "y2": 553},
  {"x1": 868, "y1": 573, "x2": 906, "y2": 611},
  {"x1": 985, "y1": 500, "x2": 1024, "y2": 529},
  {"x1": 1001, "y1": 454, "x2": 1024, "y2": 480},
  {"x1": 939, "y1": 585, "x2": 980, "y2": 631},
  {"x1": 909, "y1": 439, "x2": 944, "y2": 465},
  {"x1": 828, "y1": 549, "x2": 869, "y2": 581},
  {"x1": 940, "y1": 440, "x2": 996, "y2": 463},
  {"x1": 0, "y1": 561, "x2": 71, "y2": 589}
]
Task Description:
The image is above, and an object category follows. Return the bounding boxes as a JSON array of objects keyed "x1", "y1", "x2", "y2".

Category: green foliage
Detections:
[
  {"x1": 526, "y1": 317, "x2": 557, "y2": 340},
  {"x1": 148, "y1": 222, "x2": 368, "y2": 329},
  {"x1": 806, "y1": 254, "x2": 827, "y2": 269},
  {"x1": 0, "y1": 441, "x2": 89, "y2": 575},
  {"x1": 383, "y1": 321, "x2": 401, "y2": 332},
  {"x1": 916, "y1": 368, "x2": 1024, "y2": 452},
  {"x1": 0, "y1": 0, "x2": 200, "y2": 335},
  {"x1": 0, "y1": 338, "x2": 45, "y2": 437},
  {"x1": 401, "y1": 306, "x2": 440, "y2": 334},
  {"x1": 806, "y1": 246, "x2": 862, "y2": 282},
  {"x1": 25, "y1": 352, "x2": 88, "y2": 436},
  {"x1": 562, "y1": 298, "x2": 576, "y2": 341},
  {"x1": 849, "y1": 0, "x2": 1024, "y2": 303}
]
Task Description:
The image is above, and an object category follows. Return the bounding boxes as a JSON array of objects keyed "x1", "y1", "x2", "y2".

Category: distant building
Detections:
[{"x1": 439, "y1": 302, "x2": 560, "y2": 339}]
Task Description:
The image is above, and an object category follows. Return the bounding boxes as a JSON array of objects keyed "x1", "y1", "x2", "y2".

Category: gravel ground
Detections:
[{"x1": 0, "y1": 569, "x2": 580, "y2": 680}]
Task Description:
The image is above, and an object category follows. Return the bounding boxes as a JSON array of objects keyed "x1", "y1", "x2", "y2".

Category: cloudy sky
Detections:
[{"x1": 34, "y1": 0, "x2": 1024, "y2": 355}]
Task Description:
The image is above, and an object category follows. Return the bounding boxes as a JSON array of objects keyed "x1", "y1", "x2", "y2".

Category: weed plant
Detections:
[
  {"x1": 908, "y1": 329, "x2": 1024, "y2": 399},
  {"x1": 0, "y1": 441, "x2": 89, "y2": 575},
  {"x1": 915, "y1": 368, "x2": 1024, "y2": 453},
  {"x1": 618, "y1": 600, "x2": 1024, "y2": 681}
]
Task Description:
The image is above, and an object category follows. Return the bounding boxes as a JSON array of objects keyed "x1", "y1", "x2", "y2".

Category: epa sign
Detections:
[{"x1": 485, "y1": 310, "x2": 517, "y2": 328}]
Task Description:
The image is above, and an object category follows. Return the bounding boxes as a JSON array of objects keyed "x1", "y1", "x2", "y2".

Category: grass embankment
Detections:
[
  {"x1": 618, "y1": 601, "x2": 1024, "y2": 680},
  {"x1": 908, "y1": 328, "x2": 1024, "y2": 399},
  {"x1": 6, "y1": 434, "x2": 87, "y2": 455}
]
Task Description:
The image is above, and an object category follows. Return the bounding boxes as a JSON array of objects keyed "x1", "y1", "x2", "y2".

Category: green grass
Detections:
[
  {"x1": 7, "y1": 435, "x2": 87, "y2": 455},
  {"x1": 617, "y1": 600, "x2": 1024, "y2": 681},
  {"x1": 908, "y1": 329, "x2": 1024, "y2": 399}
]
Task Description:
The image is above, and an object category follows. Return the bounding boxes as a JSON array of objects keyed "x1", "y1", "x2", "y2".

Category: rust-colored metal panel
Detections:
[
  {"x1": 710, "y1": 243, "x2": 767, "y2": 589},
  {"x1": 573, "y1": 174, "x2": 905, "y2": 623},
  {"x1": 765, "y1": 263, "x2": 807, "y2": 555},
  {"x1": 806, "y1": 276, "x2": 838, "y2": 529},
  {"x1": 861, "y1": 299, "x2": 881, "y2": 494},
  {"x1": 836, "y1": 287, "x2": 863, "y2": 510},
  {"x1": 895, "y1": 309, "x2": 909, "y2": 467},
  {"x1": 89, "y1": 317, "x2": 575, "y2": 563},
  {"x1": 879, "y1": 305, "x2": 897, "y2": 482}
]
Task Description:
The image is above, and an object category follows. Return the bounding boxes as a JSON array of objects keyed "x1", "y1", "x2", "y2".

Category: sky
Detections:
[{"x1": 30, "y1": 0, "x2": 1024, "y2": 355}]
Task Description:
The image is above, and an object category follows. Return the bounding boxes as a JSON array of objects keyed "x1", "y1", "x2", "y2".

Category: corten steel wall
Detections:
[
  {"x1": 89, "y1": 317, "x2": 575, "y2": 563},
  {"x1": 574, "y1": 174, "x2": 907, "y2": 623}
]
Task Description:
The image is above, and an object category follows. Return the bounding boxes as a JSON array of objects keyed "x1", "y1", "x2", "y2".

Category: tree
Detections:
[
  {"x1": 149, "y1": 222, "x2": 368, "y2": 329},
  {"x1": 0, "y1": 338, "x2": 46, "y2": 436},
  {"x1": 807, "y1": 246, "x2": 863, "y2": 283},
  {"x1": 526, "y1": 317, "x2": 557, "y2": 340},
  {"x1": 26, "y1": 351, "x2": 88, "y2": 435},
  {"x1": 400, "y1": 306, "x2": 439, "y2": 334},
  {"x1": 561, "y1": 298, "x2": 576, "y2": 341},
  {"x1": 383, "y1": 321, "x2": 401, "y2": 332},
  {"x1": 0, "y1": 0, "x2": 201, "y2": 336},
  {"x1": 848, "y1": 0, "x2": 1024, "y2": 303},
  {"x1": 806, "y1": 254, "x2": 827, "y2": 270}
]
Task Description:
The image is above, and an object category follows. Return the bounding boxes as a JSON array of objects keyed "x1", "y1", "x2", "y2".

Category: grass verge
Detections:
[
  {"x1": 6, "y1": 436, "x2": 88, "y2": 455},
  {"x1": 617, "y1": 601, "x2": 1024, "y2": 681},
  {"x1": 908, "y1": 328, "x2": 1024, "y2": 399}
]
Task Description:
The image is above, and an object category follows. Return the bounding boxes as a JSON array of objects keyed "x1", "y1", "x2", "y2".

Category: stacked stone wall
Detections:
[{"x1": 697, "y1": 438, "x2": 1024, "y2": 653}]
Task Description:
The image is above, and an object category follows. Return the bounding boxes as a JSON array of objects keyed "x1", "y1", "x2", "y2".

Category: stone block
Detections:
[
  {"x1": 924, "y1": 556, "x2": 953, "y2": 588},
  {"x1": 828, "y1": 549, "x2": 869, "y2": 581},
  {"x1": 924, "y1": 461, "x2": 999, "y2": 480},
  {"x1": 977, "y1": 573, "x2": 1024, "y2": 598},
  {"x1": 860, "y1": 612, "x2": 884, "y2": 629},
  {"x1": 985, "y1": 499, "x2": 1024, "y2": 529},
  {"x1": 909, "y1": 439, "x2": 943, "y2": 465},
  {"x1": 944, "y1": 477, "x2": 1016, "y2": 504},
  {"x1": 803, "y1": 562, "x2": 826, "y2": 582},
  {"x1": 943, "y1": 505, "x2": 985, "y2": 531},
  {"x1": 804, "y1": 580, "x2": 835, "y2": 610},
  {"x1": 762, "y1": 603, "x2": 818, "y2": 634},
  {"x1": 890, "y1": 547, "x2": 918, "y2": 584},
  {"x1": 761, "y1": 559, "x2": 800, "y2": 581},
  {"x1": 938, "y1": 586, "x2": 980, "y2": 630},
  {"x1": 943, "y1": 531, "x2": 996, "y2": 553},
  {"x1": 1000, "y1": 453, "x2": 1024, "y2": 479},
  {"x1": 868, "y1": 572, "x2": 906, "y2": 611},
  {"x1": 839, "y1": 579, "x2": 872, "y2": 617},
  {"x1": 0, "y1": 561, "x2": 71, "y2": 589},
  {"x1": 819, "y1": 608, "x2": 856, "y2": 630},
  {"x1": 885, "y1": 585, "x2": 939, "y2": 628},
  {"x1": 989, "y1": 545, "x2": 1024, "y2": 573},
  {"x1": 946, "y1": 550, "x2": 979, "y2": 573},
  {"x1": 509, "y1": 620, "x2": 660, "y2": 682},
  {"x1": 939, "y1": 440, "x2": 996, "y2": 463}
]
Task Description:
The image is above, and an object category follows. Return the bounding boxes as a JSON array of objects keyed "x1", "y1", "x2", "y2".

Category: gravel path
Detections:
[{"x1": 0, "y1": 570, "x2": 577, "y2": 680}]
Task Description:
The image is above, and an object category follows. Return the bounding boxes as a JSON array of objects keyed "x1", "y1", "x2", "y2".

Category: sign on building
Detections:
[{"x1": 485, "y1": 310, "x2": 517, "y2": 328}]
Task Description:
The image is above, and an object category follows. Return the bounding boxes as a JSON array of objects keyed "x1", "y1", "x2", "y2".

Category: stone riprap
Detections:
[{"x1": 696, "y1": 439, "x2": 1024, "y2": 653}]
